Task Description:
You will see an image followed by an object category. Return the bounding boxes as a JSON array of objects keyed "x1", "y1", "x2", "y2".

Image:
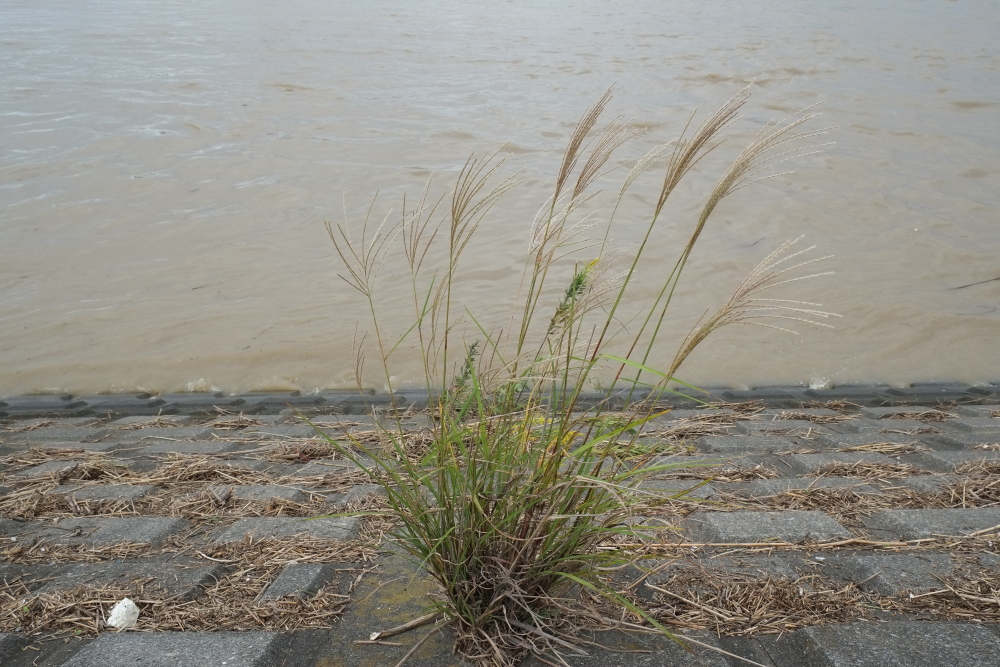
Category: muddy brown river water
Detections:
[{"x1": 1, "y1": 0, "x2": 998, "y2": 396}]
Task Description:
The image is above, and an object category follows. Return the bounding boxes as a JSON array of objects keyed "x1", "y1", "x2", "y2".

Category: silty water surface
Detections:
[{"x1": 1, "y1": 0, "x2": 998, "y2": 395}]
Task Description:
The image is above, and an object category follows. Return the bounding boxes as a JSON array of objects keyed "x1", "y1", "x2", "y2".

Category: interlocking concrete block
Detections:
[
  {"x1": 61, "y1": 631, "x2": 285, "y2": 667},
  {"x1": 11, "y1": 459, "x2": 130, "y2": 478},
  {"x1": 207, "y1": 414, "x2": 285, "y2": 428},
  {"x1": 285, "y1": 458, "x2": 369, "y2": 476},
  {"x1": 822, "y1": 552, "x2": 956, "y2": 595},
  {"x1": 7, "y1": 427, "x2": 112, "y2": 444},
  {"x1": 758, "y1": 408, "x2": 844, "y2": 419},
  {"x1": 647, "y1": 408, "x2": 738, "y2": 424},
  {"x1": 786, "y1": 452, "x2": 898, "y2": 474},
  {"x1": 236, "y1": 424, "x2": 321, "y2": 440},
  {"x1": 212, "y1": 516, "x2": 359, "y2": 543},
  {"x1": 695, "y1": 435, "x2": 795, "y2": 453},
  {"x1": 945, "y1": 417, "x2": 1000, "y2": 432},
  {"x1": 79, "y1": 393, "x2": 170, "y2": 416},
  {"x1": 107, "y1": 415, "x2": 195, "y2": 428},
  {"x1": 524, "y1": 630, "x2": 732, "y2": 666},
  {"x1": 261, "y1": 562, "x2": 336, "y2": 599},
  {"x1": 210, "y1": 484, "x2": 307, "y2": 502},
  {"x1": 6, "y1": 417, "x2": 99, "y2": 430},
  {"x1": 685, "y1": 554, "x2": 802, "y2": 580},
  {"x1": 58, "y1": 484, "x2": 158, "y2": 502},
  {"x1": 886, "y1": 384, "x2": 975, "y2": 403},
  {"x1": 860, "y1": 406, "x2": 946, "y2": 419},
  {"x1": 840, "y1": 418, "x2": 937, "y2": 434},
  {"x1": 12, "y1": 517, "x2": 189, "y2": 547},
  {"x1": 748, "y1": 477, "x2": 880, "y2": 497},
  {"x1": 736, "y1": 420, "x2": 831, "y2": 437},
  {"x1": 239, "y1": 391, "x2": 326, "y2": 413},
  {"x1": 135, "y1": 440, "x2": 239, "y2": 455},
  {"x1": 876, "y1": 474, "x2": 959, "y2": 494},
  {"x1": 814, "y1": 433, "x2": 925, "y2": 448},
  {"x1": 864, "y1": 508, "x2": 1000, "y2": 540},
  {"x1": 112, "y1": 426, "x2": 213, "y2": 443},
  {"x1": 952, "y1": 405, "x2": 1000, "y2": 418},
  {"x1": 36, "y1": 557, "x2": 224, "y2": 599},
  {"x1": 0, "y1": 633, "x2": 27, "y2": 663},
  {"x1": 339, "y1": 483, "x2": 389, "y2": 506},
  {"x1": 905, "y1": 450, "x2": 1000, "y2": 472},
  {"x1": 151, "y1": 392, "x2": 247, "y2": 413},
  {"x1": 771, "y1": 621, "x2": 1000, "y2": 667},
  {"x1": 686, "y1": 510, "x2": 851, "y2": 544},
  {"x1": 934, "y1": 432, "x2": 1000, "y2": 449},
  {"x1": 805, "y1": 385, "x2": 893, "y2": 404},
  {"x1": 636, "y1": 479, "x2": 717, "y2": 500},
  {"x1": 0, "y1": 395, "x2": 87, "y2": 418}
]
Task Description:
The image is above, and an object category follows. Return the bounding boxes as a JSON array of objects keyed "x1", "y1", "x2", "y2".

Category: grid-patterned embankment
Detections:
[{"x1": 1, "y1": 383, "x2": 998, "y2": 666}]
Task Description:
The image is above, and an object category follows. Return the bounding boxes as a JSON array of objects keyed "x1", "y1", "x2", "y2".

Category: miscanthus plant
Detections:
[{"x1": 321, "y1": 87, "x2": 835, "y2": 666}]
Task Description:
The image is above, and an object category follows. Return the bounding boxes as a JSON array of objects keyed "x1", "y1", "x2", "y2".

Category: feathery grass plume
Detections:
[{"x1": 319, "y1": 88, "x2": 832, "y2": 667}]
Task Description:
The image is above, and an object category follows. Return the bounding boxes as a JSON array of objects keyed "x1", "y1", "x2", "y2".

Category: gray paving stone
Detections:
[
  {"x1": 35, "y1": 557, "x2": 224, "y2": 599},
  {"x1": 13, "y1": 459, "x2": 91, "y2": 478},
  {"x1": 805, "y1": 385, "x2": 893, "y2": 404},
  {"x1": 135, "y1": 440, "x2": 240, "y2": 455},
  {"x1": 886, "y1": 384, "x2": 975, "y2": 403},
  {"x1": 876, "y1": 474, "x2": 959, "y2": 494},
  {"x1": 61, "y1": 631, "x2": 285, "y2": 667},
  {"x1": 839, "y1": 418, "x2": 938, "y2": 434},
  {"x1": 695, "y1": 435, "x2": 796, "y2": 453},
  {"x1": 0, "y1": 562, "x2": 68, "y2": 592},
  {"x1": 56, "y1": 484, "x2": 158, "y2": 502},
  {"x1": 107, "y1": 415, "x2": 195, "y2": 428},
  {"x1": 339, "y1": 483, "x2": 389, "y2": 506},
  {"x1": 0, "y1": 633, "x2": 27, "y2": 663},
  {"x1": 864, "y1": 508, "x2": 1000, "y2": 540},
  {"x1": 822, "y1": 552, "x2": 957, "y2": 595},
  {"x1": 206, "y1": 414, "x2": 286, "y2": 428},
  {"x1": 736, "y1": 419, "x2": 831, "y2": 437},
  {"x1": 944, "y1": 417, "x2": 1000, "y2": 432},
  {"x1": 151, "y1": 392, "x2": 248, "y2": 413},
  {"x1": 523, "y1": 630, "x2": 732, "y2": 666},
  {"x1": 904, "y1": 449, "x2": 1000, "y2": 472},
  {"x1": 686, "y1": 510, "x2": 851, "y2": 543},
  {"x1": 772, "y1": 621, "x2": 1000, "y2": 667},
  {"x1": 6, "y1": 427, "x2": 112, "y2": 443},
  {"x1": 860, "y1": 406, "x2": 948, "y2": 419},
  {"x1": 236, "y1": 424, "x2": 320, "y2": 439},
  {"x1": 261, "y1": 562, "x2": 336, "y2": 599},
  {"x1": 78, "y1": 393, "x2": 164, "y2": 416},
  {"x1": 934, "y1": 432, "x2": 1000, "y2": 449},
  {"x1": 285, "y1": 458, "x2": 368, "y2": 476},
  {"x1": 111, "y1": 426, "x2": 213, "y2": 443},
  {"x1": 785, "y1": 452, "x2": 899, "y2": 474},
  {"x1": 748, "y1": 477, "x2": 880, "y2": 496},
  {"x1": 758, "y1": 408, "x2": 844, "y2": 419},
  {"x1": 648, "y1": 409, "x2": 738, "y2": 424},
  {"x1": 813, "y1": 432, "x2": 927, "y2": 448},
  {"x1": 11, "y1": 517, "x2": 188, "y2": 547},
  {"x1": 5, "y1": 417, "x2": 101, "y2": 430},
  {"x1": 239, "y1": 391, "x2": 326, "y2": 412},
  {"x1": 0, "y1": 395, "x2": 87, "y2": 417},
  {"x1": 212, "y1": 516, "x2": 359, "y2": 543},
  {"x1": 686, "y1": 554, "x2": 803, "y2": 580},
  {"x1": 4, "y1": 440, "x2": 122, "y2": 455},
  {"x1": 636, "y1": 478, "x2": 717, "y2": 500},
  {"x1": 209, "y1": 484, "x2": 307, "y2": 502},
  {"x1": 952, "y1": 405, "x2": 1000, "y2": 418}
]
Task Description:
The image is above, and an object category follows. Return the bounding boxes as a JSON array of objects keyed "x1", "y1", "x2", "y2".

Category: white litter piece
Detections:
[{"x1": 107, "y1": 598, "x2": 140, "y2": 628}]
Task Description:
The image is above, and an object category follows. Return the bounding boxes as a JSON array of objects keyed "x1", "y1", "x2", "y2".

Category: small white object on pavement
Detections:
[{"x1": 107, "y1": 598, "x2": 140, "y2": 628}]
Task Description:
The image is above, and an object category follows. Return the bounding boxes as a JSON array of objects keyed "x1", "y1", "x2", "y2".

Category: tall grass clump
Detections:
[{"x1": 321, "y1": 87, "x2": 836, "y2": 666}]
